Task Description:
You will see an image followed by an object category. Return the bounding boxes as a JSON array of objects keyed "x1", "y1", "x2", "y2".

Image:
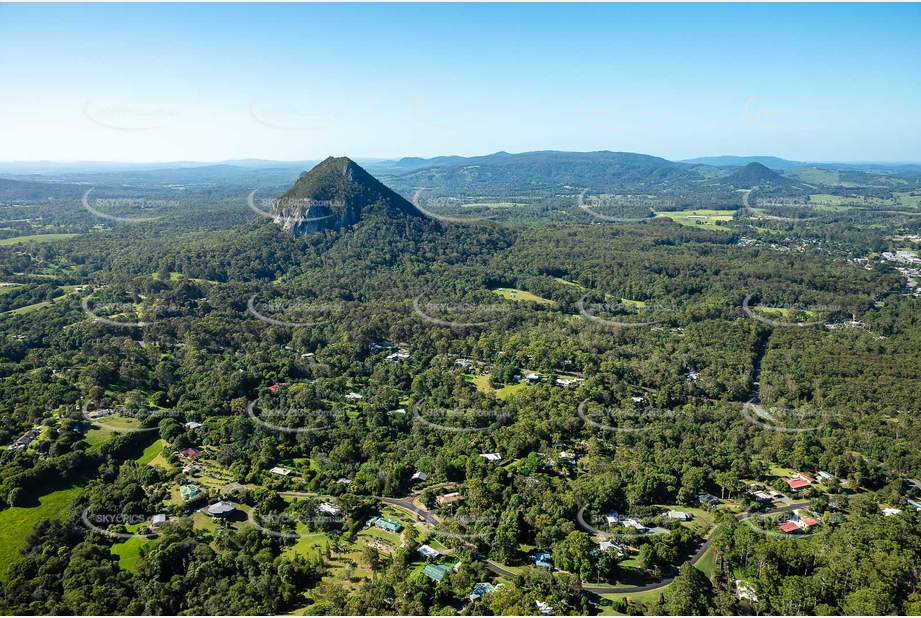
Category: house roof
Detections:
[
  {"x1": 418, "y1": 544, "x2": 440, "y2": 559},
  {"x1": 800, "y1": 516, "x2": 819, "y2": 527},
  {"x1": 422, "y1": 564, "x2": 452, "y2": 582},
  {"x1": 778, "y1": 521, "x2": 800, "y2": 533},
  {"x1": 269, "y1": 466, "x2": 292, "y2": 475},
  {"x1": 469, "y1": 582, "x2": 495, "y2": 599},
  {"x1": 207, "y1": 501, "x2": 236, "y2": 516},
  {"x1": 783, "y1": 478, "x2": 810, "y2": 490}
]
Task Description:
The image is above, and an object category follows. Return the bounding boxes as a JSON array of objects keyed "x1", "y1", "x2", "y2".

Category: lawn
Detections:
[
  {"x1": 111, "y1": 535, "x2": 151, "y2": 571},
  {"x1": 135, "y1": 438, "x2": 167, "y2": 466},
  {"x1": 7, "y1": 301, "x2": 51, "y2": 315},
  {"x1": 492, "y1": 288, "x2": 554, "y2": 304},
  {"x1": 0, "y1": 484, "x2": 83, "y2": 580},
  {"x1": 0, "y1": 234, "x2": 80, "y2": 246}
]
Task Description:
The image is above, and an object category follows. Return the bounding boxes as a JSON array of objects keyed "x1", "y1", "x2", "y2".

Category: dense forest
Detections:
[{"x1": 0, "y1": 155, "x2": 920, "y2": 615}]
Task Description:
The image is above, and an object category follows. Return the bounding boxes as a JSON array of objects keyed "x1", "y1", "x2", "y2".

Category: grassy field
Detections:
[
  {"x1": 8, "y1": 300, "x2": 51, "y2": 315},
  {"x1": 0, "y1": 233, "x2": 80, "y2": 246},
  {"x1": 655, "y1": 209, "x2": 735, "y2": 229},
  {"x1": 111, "y1": 536, "x2": 150, "y2": 571},
  {"x1": 135, "y1": 438, "x2": 167, "y2": 466},
  {"x1": 492, "y1": 288, "x2": 554, "y2": 304},
  {"x1": 0, "y1": 484, "x2": 83, "y2": 580},
  {"x1": 460, "y1": 202, "x2": 526, "y2": 208}
]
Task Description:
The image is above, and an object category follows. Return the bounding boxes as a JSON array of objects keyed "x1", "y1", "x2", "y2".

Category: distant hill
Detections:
[
  {"x1": 272, "y1": 156, "x2": 423, "y2": 236},
  {"x1": 395, "y1": 150, "x2": 698, "y2": 193},
  {"x1": 681, "y1": 156, "x2": 807, "y2": 171},
  {"x1": 724, "y1": 162, "x2": 793, "y2": 187}
]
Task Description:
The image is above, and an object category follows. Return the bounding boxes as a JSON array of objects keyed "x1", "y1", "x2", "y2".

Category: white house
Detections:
[
  {"x1": 883, "y1": 507, "x2": 903, "y2": 517},
  {"x1": 151, "y1": 514, "x2": 168, "y2": 528},
  {"x1": 621, "y1": 519, "x2": 646, "y2": 531},
  {"x1": 411, "y1": 471, "x2": 428, "y2": 482},
  {"x1": 185, "y1": 421, "x2": 203, "y2": 430},
  {"x1": 605, "y1": 510, "x2": 620, "y2": 526},
  {"x1": 269, "y1": 466, "x2": 292, "y2": 476},
  {"x1": 479, "y1": 452, "x2": 502, "y2": 462},
  {"x1": 317, "y1": 502, "x2": 341, "y2": 516},
  {"x1": 345, "y1": 392, "x2": 363, "y2": 400},
  {"x1": 417, "y1": 544, "x2": 440, "y2": 560}
]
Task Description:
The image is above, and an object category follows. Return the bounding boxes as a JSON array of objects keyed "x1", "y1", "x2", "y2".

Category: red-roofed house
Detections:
[
  {"x1": 268, "y1": 382, "x2": 286, "y2": 394},
  {"x1": 778, "y1": 521, "x2": 801, "y2": 534},
  {"x1": 799, "y1": 516, "x2": 819, "y2": 528},
  {"x1": 783, "y1": 477, "x2": 810, "y2": 491},
  {"x1": 798, "y1": 473, "x2": 816, "y2": 484}
]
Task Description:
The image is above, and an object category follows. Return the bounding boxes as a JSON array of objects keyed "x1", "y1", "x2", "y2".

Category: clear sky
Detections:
[{"x1": 1, "y1": 3, "x2": 919, "y2": 163}]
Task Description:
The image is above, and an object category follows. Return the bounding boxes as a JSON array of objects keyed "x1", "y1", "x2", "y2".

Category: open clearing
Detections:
[
  {"x1": 655, "y1": 209, "x2": 735, "y2": 229},
  {"x1": 0, "y1": 484, "x2": 83, "y2": 580},
  {"x1": 492, "y1": 288, "x2": 554, "y2": 304},
  {"x1": 0, "y1": 234, "x2": 79, "y2": 246}
]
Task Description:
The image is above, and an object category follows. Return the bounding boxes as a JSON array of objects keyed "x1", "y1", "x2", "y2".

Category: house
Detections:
[
  {"x1": 558, "y1": 451, "x2": 576, "y2": 460},
  {"x1": 180, "y1": 485, "x2": 202, "y2": 501},
  {"x1": 906, "y1": 498, "x2": 921, "y2": 511},
  {"x1": 535, "y1": 600, "x2": 554, "y2": 615},
  {"x1": 345, "y1": 392, "x2": 363, "y2": 400},
  {"x1": 151, "y1": 514, "x2": 168, "y2": 528},
  {"x1": 778, "y1": 521, "x2": 801, "y2": 534},
  {"x1": 87, "y1": 409, "x2": 113, "y2": 419},
  {"x1": 533, "y1": 552, "x2": 552, "y2": 568},
  {"x1": 436, "y1": 492, "x2": 464, "y2": 507},
  {"x1": 524, "y1": 373, "x2": 541, "y2": 382},
  {"x1": 185, "y1": 421, "x2": 203, "y2": 430},
  {"x1": 605, "y1": 510, "x2": 620, "y2": 526},
  {"x1": 181, "y1": 464, "x2": 195, "y2": 473},
  {"x1": 269, "y1": 466, "x2": 292, "y2": 476},
  {"x1": 818, "y1": 471, "x2": 835, "y2": 482},
  {"x1": 752, "y1": 490, "x2": 773, "y2": 502},
  {"x1": 207, "y1": 500, "x2": 236, "y2": 518},
  {"x1": 369, "y1": 516, "x2": 403, "y2": 533},
  {"x1": 418, "y1": 544, "x2": 440, "y2": 560},
  {"x1": 698, "y1": 494, "x2": 718, "y2": 506},
  {"x1": 14, "y1": 429, "x2": 38, "y2": 447},
  {"x1": 479, "y1": 452, "x2": 502, "y2": 462},
  {"x1": 456, "y1": 360, "x2": 473, "y2": 369},
  {"x1": 387, "y1": 408, "x2": 407, "y2": 415},
  {"x1": 268, "y1": 382, "x2": 285, "y2": 394},
  {"x1": 554, "y1": 377, "x2": 583, "y2": 387},
  {"x1": 598, "y1": 540, "x2": 625, "y2": 557},
  {"x1": 798, "y1": 473, "x2": 816, "y2": 484},
  {"x1": 336, "y1": 477, "x2": 352, "y2": 485},
  {"x1": 179, "y1": 447, "x2": 205, "y2": 460},
  {"x1": 317, "y1": 502, "x2": 341, "y2": 516},
  {"x1": 622, "y1": 519, "x2": 646, "y2": 532},
  {"x1": 422, "y1": 563, "x2": 452, "y2": 582},
  {"x1": 385, "y1": 352, "x2": 410, "y2": 362},
  {"x1": 686, "y1": 371, "x2": 700, "y2": 381},
  {"x1": 883, "y1": 507, "x2": 903, "y2": 517},
  {"x1": 411, "y1": 471, "x2": 428, "y2": 482},
  {"x1": 667, "y1": 510, "x2": 690, "y2": 521},
  {"x1": 467, "y1": 582, "x2": 496, "y2": 601},
  {"x1": 783, "y1": 477, "x2": 810, "y2": 491},
  {"x1": 734, "y1": 580, "x2": 759, "y2": 603}
]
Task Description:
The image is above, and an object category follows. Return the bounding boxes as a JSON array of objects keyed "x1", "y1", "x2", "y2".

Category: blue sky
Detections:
[{"x1": 0, "y1": 3, "x2": 919, "y2": 163}]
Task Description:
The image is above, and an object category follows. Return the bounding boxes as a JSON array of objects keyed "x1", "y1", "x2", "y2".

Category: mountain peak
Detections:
[
  {"x1": 725, "y1": 161, "x2": 785, "y2": 186},
  {"x1": 271, "y1": 157, "x2": 421, "y2": 235}
]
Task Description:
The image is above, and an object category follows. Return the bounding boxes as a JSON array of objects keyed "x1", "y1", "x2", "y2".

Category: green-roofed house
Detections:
[
  {"x1": 372, "y1": 517, "x2": 404, "y2": 533},
  {"x1": 180, "y1": 484, "x2": 202, "y2": 501},
  {"x1": 468, "y1": 582, "x2": 496, "y2": 601},
  {"x1": 422, "y1": 564, "x2": 452, "y2": 582}
]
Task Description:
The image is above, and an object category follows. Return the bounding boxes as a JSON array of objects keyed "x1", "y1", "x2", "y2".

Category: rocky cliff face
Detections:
[{"x1": 271, "y1": 156, "x2": 421, "y2": 236}]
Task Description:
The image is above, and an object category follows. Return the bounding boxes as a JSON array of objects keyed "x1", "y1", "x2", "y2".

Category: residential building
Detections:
[
  {"x1": 317, "y1": 502, "x2": 341, "y2": 516},
  {"x1": 207, "y1": 501, "x2": 236, "y2": 518},
  {"x1": 269, "y1": 466, "x2": 292, "y2": 476},
  {"x1": 418, "y1": 545, "x2": 440, "y2": 560},
  {"x1": 533, "y1": 552, "x2": 552, "y2": 567},
  {"x1": 411, "y1": 471, "x2": 428, "y2": 482},
  {"x1": 479, "y1": 452, "x2": 502, "y2": 462},
  {"x1": 180, "y1": 484, "x2": 202, "y2": 501},
  {"x1": 667, "y1": 510, "x2": 690, "y2": 521},
  {"x1": 422, "y1": 564, "x2": 452, "y2": 582},
  {"x1": 436, "y1": 492, "x2": 464, "y2": 507},
  {"x1": 467, "y1": 582, "x2": 496, "y2": 601},
  {"x1": 151, "y1": 514, "x2": 168, "y2": 528}
]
